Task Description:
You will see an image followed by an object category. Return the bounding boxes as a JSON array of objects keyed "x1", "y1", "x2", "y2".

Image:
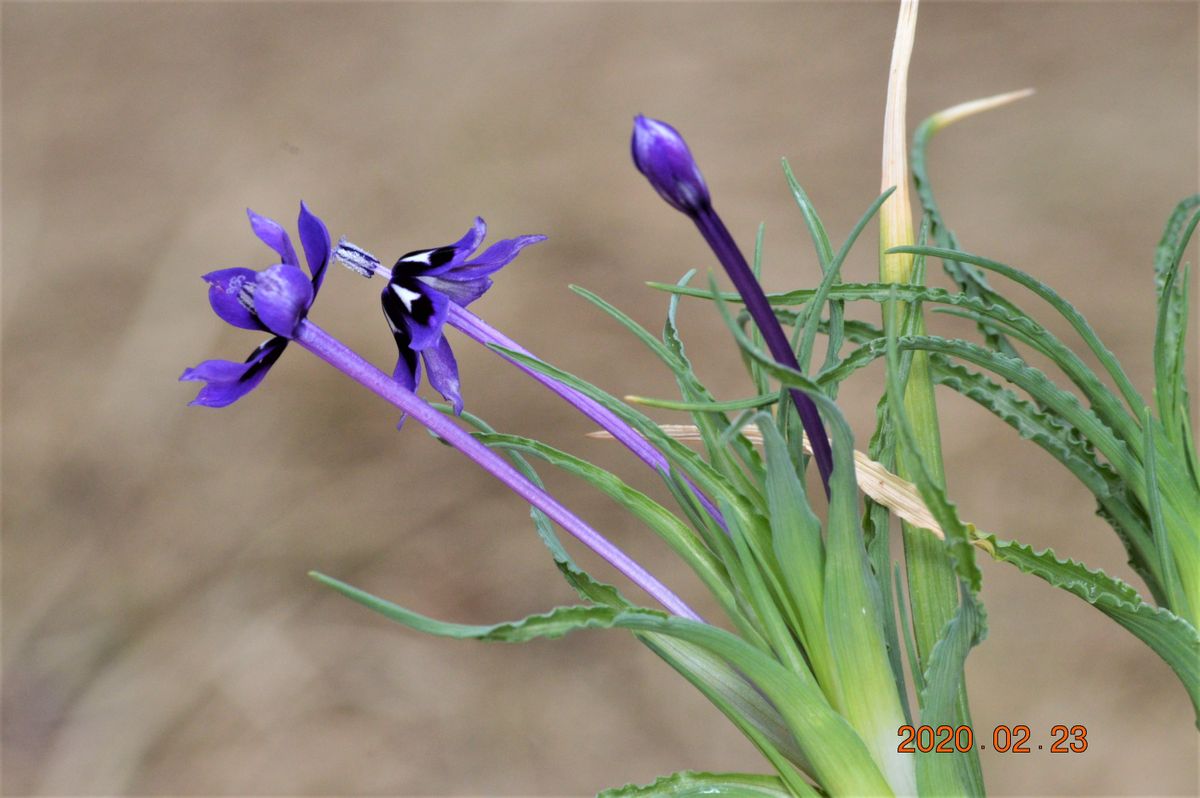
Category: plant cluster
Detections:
[{"x1": 183, "y1": 2, "x2": 1198, "y2": 794}]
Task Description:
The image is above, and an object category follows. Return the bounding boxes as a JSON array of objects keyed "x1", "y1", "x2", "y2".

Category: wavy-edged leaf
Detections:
[
  {"x1": 598, "y1": 770, "x2": 799, "y2": 798},
  {"x1": 471, "y1": 431, "x2": 739, "y2": 625},
  {"x1": 889, "y1": 244, "x2": 1145, "y2": 417},
  {"x1": 446, "y1": 408, "x2": 810, "y2": 778},
  {"x1": 312, "y1": 575, "x2": 894, "y2": 796},
  {"x1": 981, "y1": 534, "x2": 1200, "y2": 722},
  {"x1": 1153, "y1": 201, "x2": 1199, "y2": 442},
  {"x1": 820, "y1": 334, "x2": 1143, "y2": 497},
  {"x1": 911, "y1": 90, "x2": 1033, "y2": 358}
]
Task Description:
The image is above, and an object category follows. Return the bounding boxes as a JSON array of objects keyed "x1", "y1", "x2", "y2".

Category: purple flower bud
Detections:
[{"x1": 631, "y1": 115, "x2": 711, "y2": 216}]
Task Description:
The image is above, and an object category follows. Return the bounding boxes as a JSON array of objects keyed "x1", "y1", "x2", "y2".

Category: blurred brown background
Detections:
[{"x1": 3, "y1": 2, "x2": 1197, "y2": 795}]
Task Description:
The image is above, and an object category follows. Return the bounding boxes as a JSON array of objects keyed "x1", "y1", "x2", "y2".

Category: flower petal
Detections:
[
  {"x1": 381, "y1": 277, "x2": 448, "y2": 351},
  {"x1": 423, "y1": 334, "x2": 463, "y2": 414},
  {"x1": 421, "y1": 275, "x2": 492, "y2": 307},
  {"x1": 247, "y1": 209, "x2": 299, "y2": 267},
  {"x1": 448, "y1": 217, "x2": 487, "y2": 261},
  {"x1": 203, "y1": 268, "x2": 262, "y2": 330},
  {"x1": 254, "y1": 264, "x2": 313, "y2": 338},
  {"x1": 387, "y1": 324, "x2": 422, "y2": 430},
  {"x1": 449, "y1": 234, "x2": 546, "y2": 280},
  {"x1": 180, "y1": 337, "x2": 288, "y2": 407},
  {"x1": 297, "y1": 201, "x2": 331, "y2": 294}
]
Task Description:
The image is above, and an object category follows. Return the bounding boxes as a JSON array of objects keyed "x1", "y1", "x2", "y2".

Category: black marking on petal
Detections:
[
  {"x1": 395, "y1": 245, "x2": 455, "y2": 275},
  {"x1": 381, "y1": 281, "x2": 409, "y2": 331},
  {"x1": 239, "y1": 337, "x2": 288, "y2": 382},
  {"x1": 382, "y1": 275, "x2": 435, "y2": 326}
]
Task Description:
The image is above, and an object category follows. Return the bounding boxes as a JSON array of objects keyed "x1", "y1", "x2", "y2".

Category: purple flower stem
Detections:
[
  {"x1": 446, "y1": 303, "x2": 728, "y2": 531},
  {"x1": 692, "y1": 207, "x2": 835, "y2": 495},
  {"x1": 293, "y1": 318, "x2": 703, "y2": 622}
]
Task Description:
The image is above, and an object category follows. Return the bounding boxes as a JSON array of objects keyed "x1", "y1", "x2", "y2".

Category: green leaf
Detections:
[
  {"x1": 447, "y1": 411, "x2": 811, "y2": 778},
  {"x1": 708, "y1": 284, "x2": 915, "y2": 795},
  {"x1": 484, "y1": 343, "x2": 769, "y2": 560},
  {"x1": 914, "y1": 585, "x2": 987, "y2": 797},
  {"x1": 1153, "y1": 203, "x2": 1199, "y2": 441},
  {"x1": 883, "y1": 312, "x2": 986, "y2": 795},
  {"x1": 796, "y1": 187, "x2": 896, "y2": 380},
  {"x1": 721, "y1": 496, "x2": 815, "y2": 684},
  {"x1": 598, "y1": 770, "x2": 801, "y2": 798},
  {"x1": 821, "y1": 334, "x2": 1143, "y2": 499},
  {"x1": 981, "y1": 535, "x2": 1200, "y2": 722},
  {"x1": 887, "y1": 244, "x2": 1145, "y2": 418},
  {"x1": 759, "y1": 417, "x2": 834, "y2": 694},
  {"x1": 627, "y1": 393, "x2": 779, "y2": 413},
  {"x1": 575, "y1": 280, "x2": 764, "y2": 504},
  {"x1": 1143, "y1": 410, "x2": 1190, "y2": 620},
  {"x1": 312, "y1": 573, "x2": 894, "y2": 796},
  {"x1": 911, "y1": 102, "x2": 1020, "y2": 358}
]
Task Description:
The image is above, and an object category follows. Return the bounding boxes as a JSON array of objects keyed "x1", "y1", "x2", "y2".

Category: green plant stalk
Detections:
[{"x1": 878, "y1": 2, "x2": 981, "y2": 787}]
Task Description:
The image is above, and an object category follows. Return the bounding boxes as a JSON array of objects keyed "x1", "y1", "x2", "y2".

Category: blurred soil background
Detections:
[{"x1": 3, "y1": 2, "x2": 1197, "y2": 795}]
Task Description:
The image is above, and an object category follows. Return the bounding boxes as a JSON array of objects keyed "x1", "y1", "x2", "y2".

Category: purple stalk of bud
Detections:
[
  {"x1": 631, "y1": 115, "x2": 834, "y2": 494},
  {"x1": 293, "y1": 319, "x2": 702, "y2": 622},
  {"x1": 446, "y1": 303, "x2": 727, "y2": 530}
]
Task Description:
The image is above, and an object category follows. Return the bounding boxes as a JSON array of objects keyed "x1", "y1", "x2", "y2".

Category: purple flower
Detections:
[
  {"x1": 631, "y1": 114, "x2": 712, "y2": 216},
  {"x1": 181, "y1": 203, "x2": 331, "y2": 407},
  {"x1": 631, "y1": 115, "x2": 836, "y2": 493},
  {"x1": 335, "y1": 218, "x2": 544, "y2": 417}
]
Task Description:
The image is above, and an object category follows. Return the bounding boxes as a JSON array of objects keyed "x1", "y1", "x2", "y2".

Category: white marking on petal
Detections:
[
  {"x1": 391, "y1": 283, "x2": 422, "y2": 312},
  {"x1": 400, "y1": 250, "x2": 433, "y2": 266}
]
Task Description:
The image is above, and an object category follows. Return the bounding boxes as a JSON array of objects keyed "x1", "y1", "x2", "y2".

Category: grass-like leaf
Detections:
[
  {"x1": 598, "y1": 770, "x2": 802, "y2": 798},
  {"x1": 888, "y1": 244, "x2": 1145, "y2": 418},
  {"x1": 311, "y1": 573, "x2": 894, "y2": 795},
  {"x1": 980, "y1": 535, "x2": 1200, "y2": 722},
  {"x1": 911, "y1": 89, "x2": 1033, "y2": 358},
  {"x1": 471, "y1": 431, "x2": 740, "y2": 625}
]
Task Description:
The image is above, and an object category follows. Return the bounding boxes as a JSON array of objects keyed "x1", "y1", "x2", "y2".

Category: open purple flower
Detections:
[
  {"x1": 335, "y1": 218, "x2": 544, "y2": 418},
  {"x1": 181, "y1": 203, "x2": 331, "y2": 407}
]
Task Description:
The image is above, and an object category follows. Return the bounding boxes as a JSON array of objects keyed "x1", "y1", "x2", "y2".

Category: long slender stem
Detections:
[
  {"x1": 692, "y1": 207, "x2": 834, "y2": 494},
  {"x1": 294, "y1": 319, "x2": 702, "y2": 622},
  {"x1": 446, "y1": 303, "x2": 727, "y2": 529}
]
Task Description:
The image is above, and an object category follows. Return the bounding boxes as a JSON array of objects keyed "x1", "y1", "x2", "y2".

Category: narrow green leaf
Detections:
[
  {"x1": 883, "y1": 311, "x2": 986, "y2": 795},
  {"x1": 888, "y1": 244, "x2": 1145, "y2": 417},
  {"x1": 1143, "y1": 409, "x2": 1189, "y2": 619},
  {"x1": 598, "y1": 770, "x2": 799, "y2": 798},
  {"x1": 708, "y1": 285, "x2": 914, "y2": 795},
  {"x1": 911, "y1": 100, "x2": 1020, "y2": 358},
  {"x1": 722, "y1": 497, "x2": 814, "y2": 683},
  {"x1": 796, "y1": 188, "x2": 897, "y2": 380},
  {"x1": 914, "y1": 585, "x2": 986, "y2": 797},
  {"x1": 1154, "y1": 207, "x2": 1198, "y2": 437},
  {"x1": 313, "y1": 573, "x2": 894, "y2": 796},
  {"x1": 577, "y1": 279, "x2": 763, "y2": 503},
  {"x1": 471, "y1": 431, "x2": 741, "y2": 627},
  {"x1": 981, "y1": 535, "x2": 1200, "y2": 722},
  {"x1": 627, "y1": 393, "x2": 779, "y2": 413},
  {"x1": 458, "y1": 412, "x2": 811, "y2": 778},
  {"x1": 760, "y1": 418, "x2": 834, "y2": 695}
]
